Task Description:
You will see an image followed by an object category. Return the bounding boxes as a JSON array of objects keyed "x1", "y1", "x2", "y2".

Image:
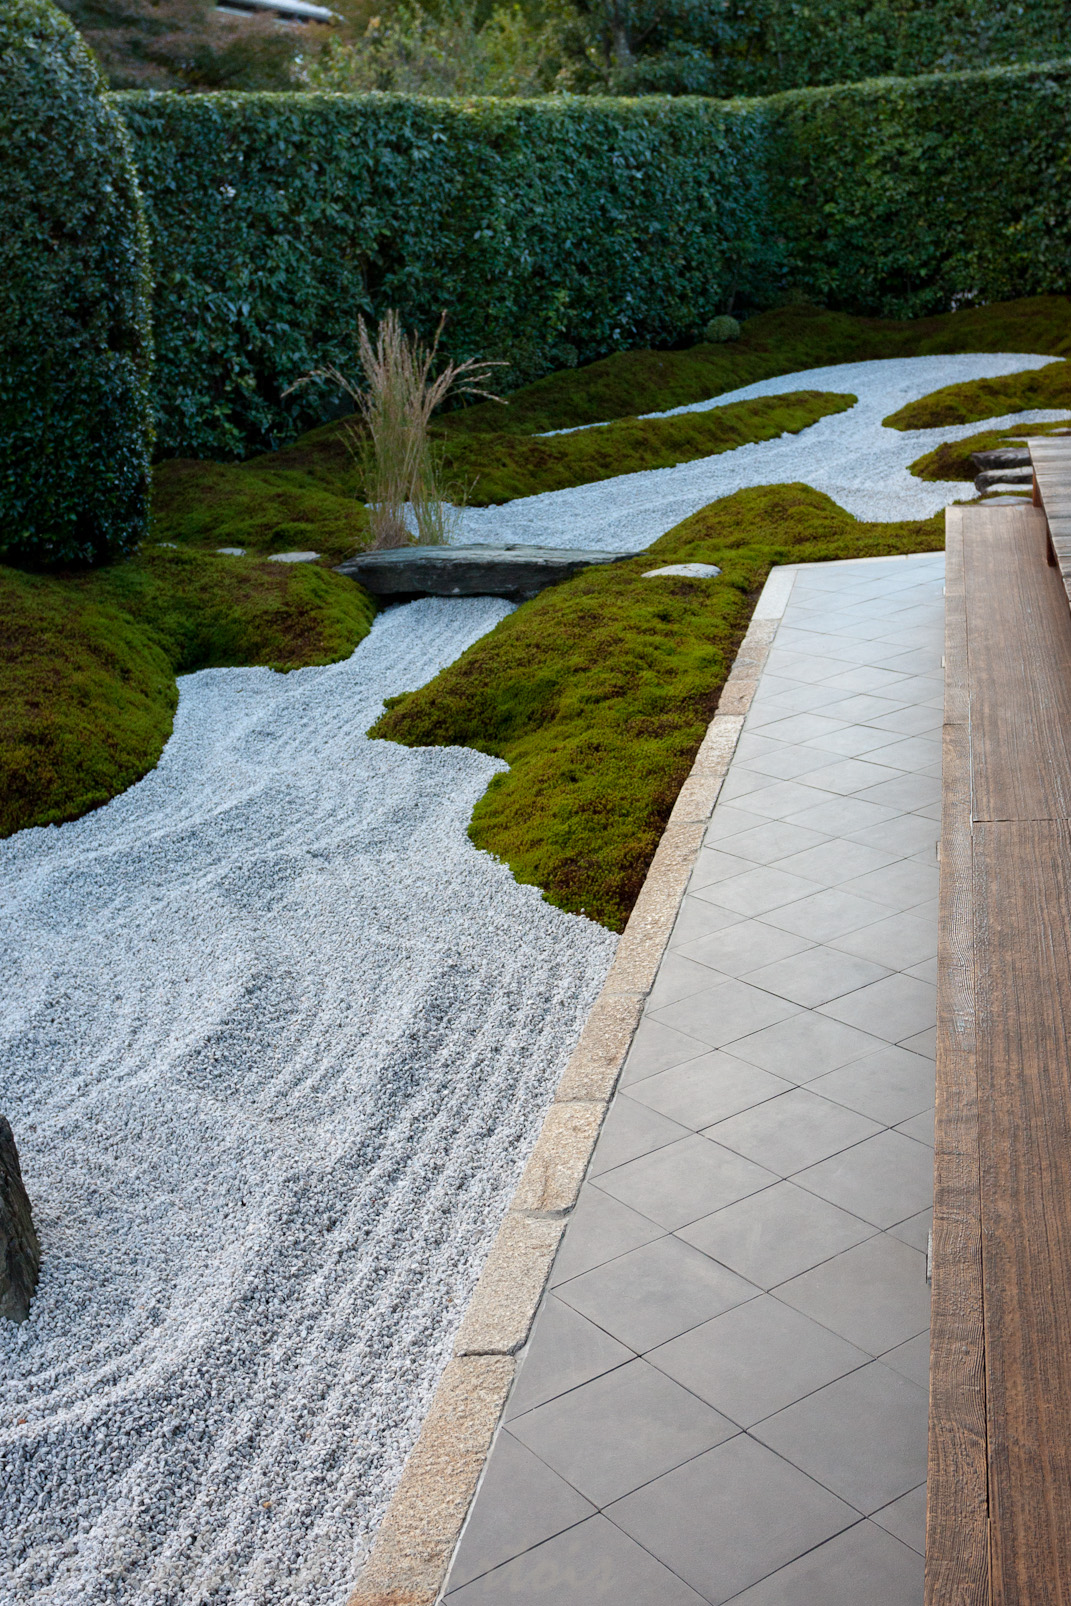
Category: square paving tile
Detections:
[
  {"x1": 725, "y1": 1517, "x2": 924, "y2": 1604},
  {"x1": 846, "y1": 813, "x2": 940, "y2": 857},
  {"x1": 548, "y1": 1184, "x2": 663, "y2": 1289},
  {"x1": 774, "y1": 839, "x2": 899, "y2": 884},
  {"x1": 556, "y1": 1232, "x2": 760, "y2": 1352},
  {"x1": 627, "y1": 1051, "x2": 792, "y2": 1131},
  {"x1": 854, "y1": 773, "x2": 942, "y2": 812},
  {"x1": 743, "y1": 946, "x2": 889, "y2": 1008},
  {"x1": 896, "y1": 1107, "x2": 934, "y2": 1146},
  {"x1": 676, "y1": 920, "x2": 812, "y2": 978},
  {"x1": 808, "y1": 1045, "x2": 935, "y2": 1126},
  {"x1": 651, "y1": 981, "x2": 799, "y2": 1052},
  {"x1": 607, "y1": 1432, "x2": 856, "y2": 1605},
  {"x1": 704, "y1": 805, "x2": 769, "y2": 842},
  {"x1": 595, "y1": 1134, "x2": 777, "y2": 1229},
  {"x1": 729, "y1": 1013, "x2": 886, "y2": 1083},
  {"x1": 783, "y1": 795, "x2": 901, "y2": 838},
  {"x1": 776, "y1": 1233, "x2": 930, "y2": 1354},
  {"x1": 795, "y1": 1128, "x2": 933, "y2": 1228},
  {"x1": 691, "y1": 865, "x2": 820, "y2": 918},
  {"x1": 688, "y1": 846, "x2": 761, "y2": 887},
  {"x1": 840, "y1": 860, "x2": 940, "y2": 910},
  {"x1": 647, "y1": 952, "x2": 729, "y2": 1009},
  {"x1": 710, "y1": 820, "x2": 829, "y2": 865},
  {"x1": 703, "y1": 1089, "x2": 882, "y2": 1176},
  {"x1": 751, "y1": 1361, "x2": 928, "y2": 1515},
  {"x1": 829, "y1": 910, "x2": 937, "y2": 970},
  {"x1": 619, "y1": 1019, "x2": 708, "y2": 1087},
  {"x1": 872, "y1": 1483, "x2": 927, "y2": 1556},
  {"x1": 589, "y1": 1095, "x2": 691, "y2": 1176},
  {"x1": 444, "y1": 1514, "x2": 709, "y2": 1604},
  {"x1": 678, "y1": 1179, "x2": 875, "y2": 1288},
  {"x1": 817, "y1": 973, "x2": 936, "y2": 1045},
  {"x1": 880, "y1": 1332, "x2": 930, "y2": 1391},
  {"x1": 503, "y1": 1294, "x2": 633, "y2": 1421},
  {"x1": 509, "y1": 1357, "x2": 736, "y2": 1506},
  {"x1": 762, "y1": 887, "x2": 892, "y2": 943},
  {"x1": 668, "y1": 897, "x2": 747, "y2": 949},
  {"x1": 445, "y1": 1430, "x2": 595, "y2": 1590},
  {"x1": 887, "y1": 1207, "x2": 933, "y2": 1254},
  {"x1": 650, "y1": 1294, "x2": 868, "y2": 1428},
  {"x1": 795, "y1": 757, "x2": 903, "y2": 796}
]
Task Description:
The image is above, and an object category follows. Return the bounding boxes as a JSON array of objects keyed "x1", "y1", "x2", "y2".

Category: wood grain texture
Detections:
[
  {"x1": 975, "y1": 820, "x2": 1071, "y2": 1603},
  {"x1": 926, "y1": 514, "x2": 990, "y2": 1606},
  {"x1": 932, "y1": 500, "x2": 1071, "y2": 1601},
  {"x1": 962, "y1": 505, "x2": 1071, "y2": 823}
]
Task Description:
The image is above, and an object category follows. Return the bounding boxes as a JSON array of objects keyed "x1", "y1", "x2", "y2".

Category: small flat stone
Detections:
[
  {"x1": 216, "y1": 547, "x2": 246, "y2": 557},
  {"x1": 975, "y1": 466, "x2": 1032, "y2": 491},
  {"x1": 267, "y1": 551, "x2": 320, "y2": 564},
  {"x1": 980, "y1": 484, "x2": 1033, "y2": 497},
  {"x1": 643, "y1": 563, "x2": 722, "y2": 579},
  {"x1": 155, "y1": 542, "x2": 177, "y2": 549}
]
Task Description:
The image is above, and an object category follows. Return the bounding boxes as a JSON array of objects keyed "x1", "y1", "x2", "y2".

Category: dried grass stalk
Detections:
[{"x1": 288, "y1": 311, "x2": 501, "y2": 550}]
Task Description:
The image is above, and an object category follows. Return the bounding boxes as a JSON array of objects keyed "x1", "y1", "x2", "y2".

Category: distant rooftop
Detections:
[{"x1": 216, "y1": 0, "x2": 336, "y2": 24}]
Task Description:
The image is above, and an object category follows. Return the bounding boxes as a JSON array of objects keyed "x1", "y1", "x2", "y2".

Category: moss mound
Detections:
[
  {"x1": 0, "y1": 548, "x2": 375, "y2": 837},
  {"x1": 438, "y1": 295, "x2": 1071, "y2": 438},
  {"x1": 908, "y1": 419, "x2": 1071, "y2": 481},
  {"x1": 371, "y1": 484, "x2": 943, "y2": 931},
  {"x1": 152, "y1": 458, "x2": 368, "y2": 567},
  {"x1": 884, "y1": 360, "x2": 1071, "y2": 430}
]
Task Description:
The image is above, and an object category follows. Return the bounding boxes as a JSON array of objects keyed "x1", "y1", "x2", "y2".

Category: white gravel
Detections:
[
  {"x1": 0, "y1": 598, "x2": 616, "y2": 1606},
  {"x1": 454, "y1": 351, "x2": 1068, "y2": 548},
  {"x1": 2, "y1": 346, "x2": 1065, "y2": 1605}
]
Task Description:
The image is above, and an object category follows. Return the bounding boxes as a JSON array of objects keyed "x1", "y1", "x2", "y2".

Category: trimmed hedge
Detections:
[
  {"x1": 768, "y1": 63, "x2": 1071, "y2": 318},
  {"x1": 1, "y1": 0, "x2": 152, "y2": 566},
  {"x1": 109, "y1": 62, "x2": 1071, "y2": 459},
  {"x1": 115, "y1": 92, "x2": 766, "y2": 458}
]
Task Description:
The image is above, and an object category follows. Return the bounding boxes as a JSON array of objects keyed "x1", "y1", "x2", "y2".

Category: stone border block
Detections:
[{"x1": 453, "y1": 1214, "x2": 565, "y2": 1356}]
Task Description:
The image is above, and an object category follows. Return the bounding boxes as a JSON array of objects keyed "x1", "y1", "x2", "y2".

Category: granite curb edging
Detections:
[{"x1": 347, "y1": 566, "x2": 799, "y2": 1606}]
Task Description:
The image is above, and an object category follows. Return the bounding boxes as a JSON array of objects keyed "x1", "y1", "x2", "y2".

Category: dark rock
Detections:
[
  {"x1": 970, "y1": 447, "x2": 1031, "y2": 473},
  {"x1": 336, "y1": 544, "x2": 631, "y2": 600},
  {"x1": 0, "y1": 1117, "x2": 40, "y2": 1323},
  {"x1": 975, "y1": 466, "x2": 1034, "y2": 492}
]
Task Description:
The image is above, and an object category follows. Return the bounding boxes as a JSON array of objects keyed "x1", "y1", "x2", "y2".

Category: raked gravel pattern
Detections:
[
  {"x1": 454, "y1": 351, "x2": 1069, "y2": 549},
  {"x1": 0, "y1": 349, "x2": 1064, "y2": 1605},
  {"x1": 0, "y1": 598, "x2": 616, "y2": 1606}
]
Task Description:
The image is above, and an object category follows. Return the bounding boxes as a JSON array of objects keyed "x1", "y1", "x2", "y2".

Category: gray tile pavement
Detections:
[{"x1": 442, "y1": 554, "x2": 941, "y2": 1603}]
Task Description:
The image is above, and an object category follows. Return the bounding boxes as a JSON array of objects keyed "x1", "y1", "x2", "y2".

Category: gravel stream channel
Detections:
[{"x1": 0, "y1": 353, "x2": 1066, "y2": 1605}]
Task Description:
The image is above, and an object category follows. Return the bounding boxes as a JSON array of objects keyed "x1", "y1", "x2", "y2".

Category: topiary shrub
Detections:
[
  {"x1": 0, "y1": 0, "x2": 153, "y2": 568},
  {"x1": 704, "y1": 315, "x2": 741, "y2": 343}
]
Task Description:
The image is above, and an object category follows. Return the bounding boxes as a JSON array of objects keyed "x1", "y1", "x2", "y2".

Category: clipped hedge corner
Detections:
[{"x1": 0, "y1": 0, "x2": 153, "y2": 567}]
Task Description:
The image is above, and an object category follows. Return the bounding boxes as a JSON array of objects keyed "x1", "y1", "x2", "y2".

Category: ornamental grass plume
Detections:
[{"x1": 290, "y1": 311, "x2": 502, "y2": 549}]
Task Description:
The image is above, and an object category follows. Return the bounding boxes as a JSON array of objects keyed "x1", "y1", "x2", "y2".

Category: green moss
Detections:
[
  {"x1": 371, "y1": 484, "x2": 943, "y2": 931},
  {"x1": 884, "y1": 360, "x2": 1071, "y2": 431},
  {"x1": 0, "y1": 547, "x2": 375, "y2": 838},
  {"x1": 151, "y1": 458, "x2": 368, "y2": 566},
  {"x1": 436, "y1": 392, "x2": 855, "y2": 506},
  {"x1": 440, "y1": 296, "x2": 1071, "y2": 438}
]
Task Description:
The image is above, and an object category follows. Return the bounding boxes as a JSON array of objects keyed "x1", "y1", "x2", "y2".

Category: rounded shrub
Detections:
[
  {"x1": 704, "y1": 315, "x2": 741, "y2": 344},
  {"x1": 0, "y1": 0, "x2": 153, "y2": 568}
]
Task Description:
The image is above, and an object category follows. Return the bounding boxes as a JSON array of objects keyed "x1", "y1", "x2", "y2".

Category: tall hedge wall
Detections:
[
  {"x1": 1, "y1": 0, "x2": 152, "y2": 565},
  {"x1": 115, "y1": 93, "x2": 767, "y2": 459},
  {"x1": 768, "y1": 62, "x2": 1071, "y2": 318},
  {"x1": 113, "y1": 62, "x2": 1071, "y2": 461}
]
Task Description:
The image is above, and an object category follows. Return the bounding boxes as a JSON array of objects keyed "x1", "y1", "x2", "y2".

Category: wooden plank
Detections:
[
  {"x1": 925, "y1": 510, "x2": 989, "y2": 1606},
  {"x1": 975, "y1": 820, "x2": 1071, "y2": 1603},
  {"x1": 962, "y1": 505, "x2": 1071, "y2": 823}
]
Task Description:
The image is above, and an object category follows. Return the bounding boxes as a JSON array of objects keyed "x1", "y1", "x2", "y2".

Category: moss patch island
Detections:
[
  {"x1": 885, "y1": 360, "x2": 1071, "y2": 431},
  {"x1": 0, "y1": 548, "x2": 374, "y2": 838},
  {"x1": 371, "y1": 485, "x2": 944, "y2": 931}
]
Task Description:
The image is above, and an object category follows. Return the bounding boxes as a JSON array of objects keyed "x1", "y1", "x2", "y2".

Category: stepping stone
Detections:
[
  {"x1": 643, "y1": 563, "x2": 722, "y2": 580},
  {"x1": 971, "y1": 447, "x2": 1031, "y2": 473},
  {"x1": 975, "y1": 466, "x2": 1032, "y2": 491},
  {"x1": 216, "y1": 547, "x2": 246, "y2": 556},
  {"x1": 268, "y1": 551, "x2": 320, "y2": 564},
  {"x1": 336, "y1": 543, "x2": 630, "y2": 599},
  {"x1": 1, "y1": 1116, "x2": 40, "y2": 1324}
]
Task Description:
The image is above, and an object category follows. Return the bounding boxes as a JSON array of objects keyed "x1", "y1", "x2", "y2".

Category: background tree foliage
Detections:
[{"x1": 57, "y1": 0, "x2": 1071, "y2": 96}]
